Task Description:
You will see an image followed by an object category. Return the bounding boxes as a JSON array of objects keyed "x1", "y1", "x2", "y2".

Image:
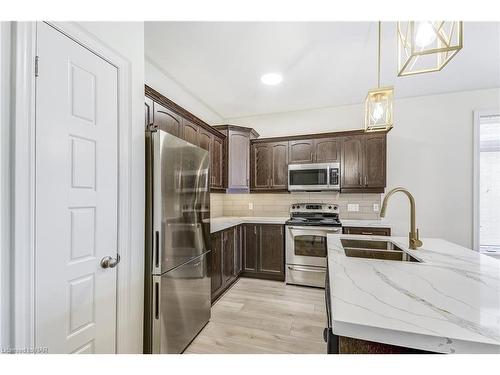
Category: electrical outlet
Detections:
[
  {"x1": 347, "y1": 204, "x2": 359, "y2": 212},
  {"x1": 373, "y1": 203, "x2": 380, "y2": 212},
  {"x1": 248, "y1": 203, "x2": 254, "y2": 210}
]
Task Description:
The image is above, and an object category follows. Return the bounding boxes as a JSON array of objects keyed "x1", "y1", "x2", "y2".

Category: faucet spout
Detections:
[{"x1": 380, "y1": 187, "x2": 423, "y2": 250}]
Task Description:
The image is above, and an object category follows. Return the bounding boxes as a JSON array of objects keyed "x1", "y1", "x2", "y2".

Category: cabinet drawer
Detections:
[{"x1": 342, "y1": 227, "x2": 391, "y2": 236}]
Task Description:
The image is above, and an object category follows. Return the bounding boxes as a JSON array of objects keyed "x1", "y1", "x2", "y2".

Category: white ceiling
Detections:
[{"x1": 145, "y1": 22, "x2": 500, "y2": 119}]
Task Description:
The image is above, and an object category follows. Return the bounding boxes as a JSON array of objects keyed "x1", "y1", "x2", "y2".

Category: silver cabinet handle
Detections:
[
  {"x1": 100, "y1": 254, "x2": 120, "y2": 269},
  {"x1": 364, "y1": 175, "x2": 367, "y2": 186}
]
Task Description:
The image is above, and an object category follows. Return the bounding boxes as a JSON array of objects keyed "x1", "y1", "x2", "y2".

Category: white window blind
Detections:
[{"x1": 478, "y1": 115, "x2": 500, "y2": 252}]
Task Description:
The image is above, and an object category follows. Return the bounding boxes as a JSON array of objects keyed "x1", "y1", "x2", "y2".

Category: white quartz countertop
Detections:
[
  {"x1": 210, "y1": 216, "x2": 289, "y2": 233},
  {"x1": 340, "y1": 219, "x2": 392, "y2": 229},
  {"x1": 327, "y1": 234, "x2": 500, "y2": 353}
]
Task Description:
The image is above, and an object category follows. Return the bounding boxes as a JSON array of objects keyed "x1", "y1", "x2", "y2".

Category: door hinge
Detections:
[{"x1": 35, "y1": 56, "x2": 39, "y2": 77}]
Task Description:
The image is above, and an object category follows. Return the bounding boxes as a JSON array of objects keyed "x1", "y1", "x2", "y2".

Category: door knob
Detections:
[{"x1": 100, "y1": 254, "x2": 120, "y2": 269}]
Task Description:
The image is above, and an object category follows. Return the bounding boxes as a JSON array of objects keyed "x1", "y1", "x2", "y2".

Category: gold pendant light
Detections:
[
  {"x1": 397, "y1": 21, "x2": 463, "y2": 76},
  {"x1": 365, "y1": 21, "x2": 394, "y2": 133}
]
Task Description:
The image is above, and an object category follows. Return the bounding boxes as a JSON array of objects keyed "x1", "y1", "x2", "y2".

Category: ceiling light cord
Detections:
[{"x1": 377, "y1": 21, "x2": 381, "y2": 88}]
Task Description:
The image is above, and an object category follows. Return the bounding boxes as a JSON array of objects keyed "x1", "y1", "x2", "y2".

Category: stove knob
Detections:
[{"x1": 328, "y1": 206, "x2": 332, "y2": 209}]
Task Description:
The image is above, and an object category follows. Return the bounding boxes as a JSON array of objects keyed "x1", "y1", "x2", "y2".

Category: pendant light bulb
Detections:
[
  {"x1": 415, "y1": 21, "x2": 437, "y2": 48},
  {"x1": 371, "y1": 102, "x2": 384, "y2": 122}
]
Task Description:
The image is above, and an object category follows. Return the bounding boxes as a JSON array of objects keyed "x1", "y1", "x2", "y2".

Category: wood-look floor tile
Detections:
[{"x1": 185, "y1": 278, "x2": 327, "y2": 354}]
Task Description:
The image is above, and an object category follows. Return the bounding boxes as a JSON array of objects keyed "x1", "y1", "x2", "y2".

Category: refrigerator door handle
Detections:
[{"x1": 152, "y1": 277, "x2": 161, "y2": 354}]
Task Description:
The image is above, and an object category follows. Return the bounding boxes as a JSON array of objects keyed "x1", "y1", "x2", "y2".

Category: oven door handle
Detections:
[
  {"x1": 288, "y1": 226, "x2": 341, "y2": 232},
  {"x1": 287, "y1": 265, "x2": 326, "y2": 273}
]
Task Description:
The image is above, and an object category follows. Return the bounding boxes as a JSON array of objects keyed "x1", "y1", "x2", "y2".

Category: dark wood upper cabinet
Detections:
[
  {"x1": 211, "y1": 136, "x2": 224, "y2": 189},
  {"x1": 270, "y1": 142, "x2": 289, "y2": 189},
  {"x1": 315, "y1": 137, "x2": 341, "y2": 163},
  {"x1": 198, "y1": 128, "x2": 212, "y2": 151},
  {"x1": 341, "y1": 135, "x2": 364, "y2": 189},
  {"x1": 153, "y1": 102, "x2": 182, "y2": 137},
  {"x1": 364, "y1": 133, "x2": 386, "y2": 188},
  {"x1": 145, "y1": 86, "x2": 227, "y2": 192},
  {"x1": 182, "y1": 119, "x2": 199, "y2": 146},
  {"x1": 250, "y1": 140, "x2": 289, "y2": 191},
  {"x1": 250, "y1": 143, "x2": 272, "y2": 190},
  {"x1": 289, "y1": 139, "x2": 315, "y2": 164},
  {"x1": 341, "y1": 133, "x2": 387, "y2": 193}
]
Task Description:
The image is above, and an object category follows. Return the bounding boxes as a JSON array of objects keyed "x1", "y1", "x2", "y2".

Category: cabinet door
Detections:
[
  {"x1": 315, "y1": 137, "x2": 340, "y2": 163},
  {"x1": 209, "y1": 232, "x2": 223, "y2": 296},
  {"x1": 341, "y1": 136, "x2": 364, "y2": 189},
  {"x1": 289, "y1": 139, "x2": 315, "y2": 164},
  {"x1": 223, "y1": 228, "x2": 235, "y2": 285},
  {"x1": 228, "y1": 130, "x2": 250, "y2": 190},
  {"x1": 243, "y1": 224, "x2": 258, "y2": 272},
  {"x1": 258, "y1": 225, "x2": 284, "y2": 277},
  {"x1": 212, "y1": 136, "x2": 224, "y2": 188},
  {"x1": 251, "y1": 143, "x2": 271, "y2": 189},
  {"x1": 233, "y1": 225, "x2": 243, "y2": 277},
  {"x1": 364, "y1": 133, "x2": 386, "y2": 188},
  {"x1": 270, "y1": 141, "x2": 289, "y2": 190},
  {"x1": 198, "y1": 129, "x2": 212, "y2": 152},
  {"x1": 153, "y1": 102, "x2": 182, "y2": 137},
  {"x1": 182, "y1": 119, "x2": 199, "y2": 146}
]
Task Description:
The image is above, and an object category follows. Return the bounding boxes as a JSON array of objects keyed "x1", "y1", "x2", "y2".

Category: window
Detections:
[{"x1": 474, "y1": 111, "x2": 500, "y2": 252}]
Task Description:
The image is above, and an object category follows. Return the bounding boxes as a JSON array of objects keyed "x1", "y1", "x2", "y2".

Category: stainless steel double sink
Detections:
[{"x1": 341, "y1": 239, "x2": 421, "y2": 262}]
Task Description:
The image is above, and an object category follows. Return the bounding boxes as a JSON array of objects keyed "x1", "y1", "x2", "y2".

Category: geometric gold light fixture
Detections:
[
  {"x1": 365, "y1": 22, "x2": 394, "y2": 132},
  {"x1": 397, "y1": 21, "x2": 463, "y2": 77}
]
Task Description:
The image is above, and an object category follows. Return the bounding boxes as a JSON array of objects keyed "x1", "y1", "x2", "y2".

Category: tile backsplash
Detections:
[{"x1": 210, "y1": 192, "x2": 381, "y2": 220}]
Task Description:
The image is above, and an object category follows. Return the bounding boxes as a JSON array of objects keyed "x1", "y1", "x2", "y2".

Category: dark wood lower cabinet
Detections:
[
  {"x1": 337, "y1": 336, "x2": 434, "y2": 354},
  {"x1": 209, "y1": 223, "x2": 285, "y2": 302},
  {"x1": 209, "y1": 225, "x2": 242, "y2": 303},
  {"x1": 242, "y1": 224, "x2": 285, "y2": 281}
]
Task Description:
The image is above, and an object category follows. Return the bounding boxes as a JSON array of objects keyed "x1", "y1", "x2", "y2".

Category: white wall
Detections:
[
  {"x1": 70, "y1": 22, "x2": 145, "y2": 354},
  {"x1": 145, "y1": 59, "x2": 223, "y2": 124},
  {"x1": 226, "y1": 88, "x2": 500, "y2": 248}
]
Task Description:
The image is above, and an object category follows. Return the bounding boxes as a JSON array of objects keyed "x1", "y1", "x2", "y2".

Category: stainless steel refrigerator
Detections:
[{"x1": 144, "y1": 130, "x2": 211, "y2": 354}]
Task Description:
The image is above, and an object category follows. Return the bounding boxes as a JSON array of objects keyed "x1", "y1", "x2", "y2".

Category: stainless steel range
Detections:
[{"x1": 285, "y1": 203, "x2": 341, "y2": 288}]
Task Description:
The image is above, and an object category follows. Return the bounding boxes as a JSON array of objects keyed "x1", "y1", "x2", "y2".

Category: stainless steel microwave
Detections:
[{"x1": 288, "y1": 162, "x2": 340, "y2": 191}]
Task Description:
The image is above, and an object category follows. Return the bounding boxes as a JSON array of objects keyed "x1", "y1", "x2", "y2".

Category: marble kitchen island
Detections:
[{"x1": 327, "y1": 234, "x2": 500, "y2": 354}]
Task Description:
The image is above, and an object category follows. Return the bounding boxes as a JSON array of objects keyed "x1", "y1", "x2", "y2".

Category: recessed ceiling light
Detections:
[{"x1": 260, "y1": 72, "x2": 283, "y2": 86}]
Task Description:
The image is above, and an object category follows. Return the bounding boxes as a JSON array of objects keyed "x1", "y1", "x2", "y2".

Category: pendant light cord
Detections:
[{"x1": 377, "y1": 21, "x2": 381, "y2": 88}]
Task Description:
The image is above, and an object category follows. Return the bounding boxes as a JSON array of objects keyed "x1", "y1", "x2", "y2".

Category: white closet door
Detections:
[{"x1": 35, "y1": 22, "x2": 118, "y2": 354}]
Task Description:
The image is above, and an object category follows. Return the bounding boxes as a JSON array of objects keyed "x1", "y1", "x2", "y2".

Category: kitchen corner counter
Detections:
[
  {"x1": 327, "y1": 234, "x2": 500, "y2": 354},
  {"x1": 210, "y1": 216, "x2": 289, "y2": 233}
]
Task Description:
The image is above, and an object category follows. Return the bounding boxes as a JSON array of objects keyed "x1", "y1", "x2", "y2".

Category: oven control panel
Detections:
[{"x1": 290, "y1": 203, "x2": 339, "y2": 213}]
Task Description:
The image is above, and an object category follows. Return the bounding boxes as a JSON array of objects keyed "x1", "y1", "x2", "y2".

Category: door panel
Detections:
[
  {"x1": 35, "y1": 22, "x2": 118, "y2": 353},
  {"x1": 315, "y1": 137, "x2": 340, "y2": 163},
  {"x1": 153, "y1": 253, "x2": 210, "y2": 354},
  {"x1": 289, "y1": 140, "x2": 314, "y2": 164},
  {"x1": 212, "y1": 136, "x2": 224, "y2": 188},
  {"x1": 153, "y1": 102, "x2": 182, "y2": 137},
  {"x1": 271, "y1": 142, "x2": 288, "y2": 189},
  {"x1": 228, "y1": 130, "x2": 250, "y2": 189},
  {"x1": 182, "y1": 119, "x2": 199, "y2": 146},
  {"x1": 259, "y1": 225, "x2": 284, "y2": 275},
  {"x1": 209, "y1": 232, "x2": 223, "y2": 295},
  {"x1": 364, "y1": 134, "x2": 386, "y2": 188},
  {"x1": 251, "y1": 143, "x2": 271, "y2": 189},
  {"x1": 341, "y1": 136, "x2": 364, "y2": 189},
  {"x1": 243, "y1": 224, "x2": 258, "y2": 271},
  {"x1": 223, "y1": 228, "x2": 235, "y2": 284}
]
